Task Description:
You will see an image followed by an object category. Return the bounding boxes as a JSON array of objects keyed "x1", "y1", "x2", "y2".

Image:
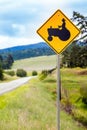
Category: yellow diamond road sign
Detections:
[{"x1": 37, "y1": 10, "x2": 80, "y2": 54}]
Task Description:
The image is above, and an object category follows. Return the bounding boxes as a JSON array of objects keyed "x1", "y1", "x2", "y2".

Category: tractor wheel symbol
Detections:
[{"x1": 48, "y1": 36, "x2": 53, "y2": 41}]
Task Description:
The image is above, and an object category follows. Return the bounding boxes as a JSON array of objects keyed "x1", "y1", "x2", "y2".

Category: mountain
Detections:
[
  {"x1": 0, "y1": 42, "x2": 55, "y2": 60},
  {"x1": 0, "y1": 42, "x2": 49, "y2": 52}
]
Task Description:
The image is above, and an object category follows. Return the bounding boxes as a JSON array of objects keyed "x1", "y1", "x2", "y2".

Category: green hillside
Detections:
[
  {"x1": 0, "y1": 42, "x2": 55, "y2": 60},
  {"x1": 12, "y1": 55, "x2": 57, "y2": 71}
]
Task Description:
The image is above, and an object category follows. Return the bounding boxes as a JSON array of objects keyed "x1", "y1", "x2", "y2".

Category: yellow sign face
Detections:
[{"x1": 37, "y1": 10, "x2": 80, "y2": 54}]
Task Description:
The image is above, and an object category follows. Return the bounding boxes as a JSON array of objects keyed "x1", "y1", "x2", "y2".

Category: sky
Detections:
[{"x1": 0, "y1": 0, "x2": 87, "y2": 49}]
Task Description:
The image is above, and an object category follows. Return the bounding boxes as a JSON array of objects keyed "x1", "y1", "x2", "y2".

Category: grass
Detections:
[
  {"x1": 40, "y1": 68, "x2": 87, "y2": 128},
  {"x1": 12, "y1": 55, "x2": 57, "y2": 71},
  {"x1": 61, "y1": 68, "x2": 87, "y2": 127},
  {"x1": 0, "y1": 73, "x2": 18, "y2": 83},
  {"x1": 61, "y1": 68, "x2": 87, "y2": 99},
  {"x1": 0, "y1": 74, "x2": 86, "y2": 130},
  {"x1": 60, "y1": 111, "x2": 86, "y2": 130},
  {"x1": 0, "y1": 55, "x2": 87, "y2": 129},
  {"x1": 0, "y1": 78, "x2": 57, "y2": 130}
]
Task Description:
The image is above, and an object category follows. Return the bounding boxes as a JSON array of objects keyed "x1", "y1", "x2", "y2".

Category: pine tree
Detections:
[
  {"x1": 71, "y1": 11, "x2": 87, "y2": 41},
  {"x1": 0, "y1": 55, "x2": 3, "y2": 62},
  {"x1": 62, "y1": 11, "x2": 87, "y2": 68},
  {"x1": 0, "y1": 63, "x2": 4, "y2": 80}
]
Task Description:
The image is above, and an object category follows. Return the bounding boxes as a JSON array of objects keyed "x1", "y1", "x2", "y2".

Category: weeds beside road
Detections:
[{"x1": 0, "y1": 73, "x2": 86, "y2": 130}]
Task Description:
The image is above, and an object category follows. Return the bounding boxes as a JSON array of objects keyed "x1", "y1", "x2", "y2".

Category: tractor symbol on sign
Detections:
[{"x1": 47, "y1": 18, "x2": 71, "y2": 41}]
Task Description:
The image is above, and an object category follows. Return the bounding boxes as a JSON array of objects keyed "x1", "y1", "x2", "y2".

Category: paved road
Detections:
[{"x1": 0, "y1": 77, "x2": 33, "y2": 95}]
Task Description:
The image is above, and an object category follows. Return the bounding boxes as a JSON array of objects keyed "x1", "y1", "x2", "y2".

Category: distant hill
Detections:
[{"x1": 0, "y1": 42, "x2": 55, "y2": 60}]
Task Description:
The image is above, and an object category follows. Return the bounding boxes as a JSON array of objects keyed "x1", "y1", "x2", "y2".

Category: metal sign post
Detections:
[{"x1": 57, "y1": 54, "x2": 61, "y2": 130}]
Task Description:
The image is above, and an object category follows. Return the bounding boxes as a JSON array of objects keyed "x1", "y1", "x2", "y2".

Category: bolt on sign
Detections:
[{"x1": 37, "y1": 10, "x2": 80, "y2": 54}]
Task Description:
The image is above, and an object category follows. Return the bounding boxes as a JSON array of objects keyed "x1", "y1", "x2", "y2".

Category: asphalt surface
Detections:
[{"x1": 0, "y1": 77, "x2": 33, "y2": 95}]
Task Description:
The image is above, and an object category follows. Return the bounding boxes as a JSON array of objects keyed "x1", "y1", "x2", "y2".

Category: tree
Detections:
[
  {"x1": 71, "y1": 11, "x2": 87, "y2": 41},
  {"x1": 0, "y1": 55, "x2": 3, "y2": 62},
  {"x1": 0, "y1": 55, "x2": 3, "y2": 68},
  {"x1": 69, "y1": 44, "x2": 81, "y2": 67},
  {"x1": 16, "y1": 69, "x2": 27, "y2": 77},
  {"x1": 2, "y1": 54, "x2": 14, "y2": 69},
  {"x1": 78, "y1": 46, "x2": 87, "y2": 67},
  {"x1": 0, "y1": 63, "x2": 4, "y2": 80},
  {"x1": 7, "y1": 54, "x2": 14, "y2": 66},
  {"x1": 62, "y1": 11, "x2": 87, "y2": 68}
]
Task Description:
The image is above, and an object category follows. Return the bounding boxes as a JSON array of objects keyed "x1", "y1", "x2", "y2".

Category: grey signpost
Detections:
[{"x1": 57, "y1": 54, "x2": 61, "y2": 130}]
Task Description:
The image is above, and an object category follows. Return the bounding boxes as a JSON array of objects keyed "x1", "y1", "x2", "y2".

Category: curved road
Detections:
[{"x1": 0, "y1": 77, "x2": 33, "y2": 95}]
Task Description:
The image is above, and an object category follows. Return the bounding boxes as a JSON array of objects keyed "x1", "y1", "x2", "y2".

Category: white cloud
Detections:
[
  {"x1": 0, "y1": 0, "x2": 87, "y2": 49},
  {"x1": 12, "y1": 24, "x2": 26, "y2": 36},
  {"x1": 0, "y1": 35, "x2": 41, "y2": 49}
]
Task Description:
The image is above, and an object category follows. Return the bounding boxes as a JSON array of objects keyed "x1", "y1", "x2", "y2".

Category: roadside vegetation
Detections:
[
  {"x1": 61, "y1": 68, "x2": 87, "y2": 127},
  {"x1": 0, "y1": 72, "x2": 86, "y2": 130},
  {"x1": 0, "y1": 69, "x2": 28, "y2": 82},
  {"x1": 0, "y1": 55, "x2": 87, "y2": 129},
  {"x1": 0, "y1": 78, "x2": 57, "y2": 130}
]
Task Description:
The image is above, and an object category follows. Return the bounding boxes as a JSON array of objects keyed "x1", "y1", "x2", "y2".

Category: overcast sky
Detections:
[{"x1": 0, "y1": 0, "x2": 87, "y2": 49}]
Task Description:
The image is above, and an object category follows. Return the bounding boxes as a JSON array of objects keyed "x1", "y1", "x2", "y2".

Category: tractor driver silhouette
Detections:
[
  {"x1": 47, "y1": 18, "x2": 71, "y2": 41},
  {"x1": 58, "y1": 18, "x2": 65, "y2": 29}
]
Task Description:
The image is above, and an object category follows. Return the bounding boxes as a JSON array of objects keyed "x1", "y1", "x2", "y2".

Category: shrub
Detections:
[
  {"x1": 72, "y1": 109, "x2": 87, "y2": 126},
  {"x1": 5, "y1": 70, "x2": 15, "y2": 76},
  {"x1": 39, "y1": 70, "x2": 48, "y2": 80},
  {"x1": 62, "y1": 88, "x2": 72, "y2": 114},
  {"x1": 16, "y1": 69, "x2": 27, "y2": 77},
  {"x1": 0, "y1": 67, "x2": 4, "y2": 80},
  {"x1": 80, "y1": 83, "x2": 87, "y2": 104},
  {"x1": 32, "y1": 70, "x2": 38, "y2": 76}
]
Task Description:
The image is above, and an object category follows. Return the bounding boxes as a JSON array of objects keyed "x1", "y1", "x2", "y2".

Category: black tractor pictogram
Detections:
[{"x1": 47, "y1": 18, "x2": 71, "y2": 41}]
